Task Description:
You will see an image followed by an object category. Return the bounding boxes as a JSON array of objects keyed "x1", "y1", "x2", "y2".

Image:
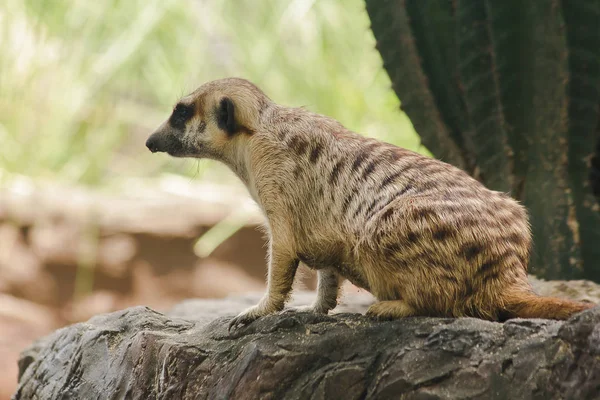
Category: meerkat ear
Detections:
[{"x1": 217, "y1": 97, "x2": 238, "y2": 136}]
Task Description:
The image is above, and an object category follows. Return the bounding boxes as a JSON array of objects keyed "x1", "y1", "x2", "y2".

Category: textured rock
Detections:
[{"x1": 13, "y1": 291, "x2": 600, "y2": 400}]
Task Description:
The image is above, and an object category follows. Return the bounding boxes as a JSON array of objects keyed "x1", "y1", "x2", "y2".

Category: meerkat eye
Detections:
[{"x1": 169, "y1": 103, "x2": 195, "y2": 131}]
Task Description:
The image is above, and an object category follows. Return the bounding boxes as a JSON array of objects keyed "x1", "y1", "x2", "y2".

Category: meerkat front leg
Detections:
[
  {"x1": 228, "y1": 244, "x2": 299, "y2": 331},
  {"x1": 288, "y1": 269, "x2": 342, "y2": 314},
  {"x1": 311, "y1": 269, "x2": 342, "y2": 313}
]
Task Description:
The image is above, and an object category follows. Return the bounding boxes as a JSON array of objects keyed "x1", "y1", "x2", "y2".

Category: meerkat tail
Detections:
[{"x1": 503, "y1": 291, "x2": 595, "y2": 320}]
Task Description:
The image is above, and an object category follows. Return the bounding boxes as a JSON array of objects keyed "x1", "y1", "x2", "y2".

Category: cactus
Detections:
[{"x1": 366, "y1": 0, "x2": 600, "y2": 281}]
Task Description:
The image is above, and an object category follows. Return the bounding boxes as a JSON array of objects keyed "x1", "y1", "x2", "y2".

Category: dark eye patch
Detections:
[{"x1": 169, "y1": 103, "x2": 195, "y2": 131}]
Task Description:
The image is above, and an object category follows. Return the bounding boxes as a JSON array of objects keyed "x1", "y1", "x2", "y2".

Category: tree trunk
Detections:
[{"x1": 366, "y1": 0, "x2": 600, "y2": 281}]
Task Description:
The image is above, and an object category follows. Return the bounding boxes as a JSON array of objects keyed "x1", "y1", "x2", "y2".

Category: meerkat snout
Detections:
[
  {"x1": 146, "y1": 140, "x2": 158, "y2": 153},
  {"x1": 146, "y1": 100, "x2": 199, "y2": 157},
  {"x1": 145, "y1": 130, "x2": 162, "y2": 153}
]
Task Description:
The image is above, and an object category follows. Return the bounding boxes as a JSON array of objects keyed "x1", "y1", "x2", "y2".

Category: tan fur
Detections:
[
  {"x1": 146, "y1": 77, "x2": 596, "y2": 328},
  {"x1": 502, "y1": 291, "x2": 594, "y2": 320}
]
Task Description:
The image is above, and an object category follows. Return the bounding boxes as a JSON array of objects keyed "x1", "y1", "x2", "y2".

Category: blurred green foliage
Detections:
[{"x1": 0, "y1": 0, "x2": 422, "y2": 188}]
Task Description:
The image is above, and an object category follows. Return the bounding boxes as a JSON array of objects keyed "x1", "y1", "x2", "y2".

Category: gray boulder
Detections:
[{"x1": 13, "y1": 291, "x2": 600, "y2": 400}]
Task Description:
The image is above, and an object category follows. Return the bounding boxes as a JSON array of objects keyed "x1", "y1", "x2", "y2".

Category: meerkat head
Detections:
[{"x1": 145, "y1": 77, "x2": 270, "y2": 161}]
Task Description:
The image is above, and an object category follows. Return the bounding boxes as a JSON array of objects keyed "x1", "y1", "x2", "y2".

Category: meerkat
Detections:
[{"x1": 146, "y1": 77, "x2": 594, "y2": 330}]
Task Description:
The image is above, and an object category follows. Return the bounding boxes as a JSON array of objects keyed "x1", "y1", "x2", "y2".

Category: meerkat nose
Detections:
[{"x1": 146, "y1": 136, "x2": 159, "y2": 153}]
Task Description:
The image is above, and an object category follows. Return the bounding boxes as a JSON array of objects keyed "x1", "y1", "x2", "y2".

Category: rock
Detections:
[{"x1": 13, "y1": 291, "x2": 600, "y2": 400}]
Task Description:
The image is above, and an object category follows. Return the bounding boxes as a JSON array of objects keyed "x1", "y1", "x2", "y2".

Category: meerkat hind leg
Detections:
[
  {"x1": 366, "y1": 300, "x2": 416, "y2": 320},
  {"x1": 311, "y1": 269, "x2": 341, "y2": 313}
]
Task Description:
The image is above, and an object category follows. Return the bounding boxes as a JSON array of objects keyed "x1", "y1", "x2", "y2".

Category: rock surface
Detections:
[{"x1": 13, "y1": 291, "x2": 600, "y2": 400}]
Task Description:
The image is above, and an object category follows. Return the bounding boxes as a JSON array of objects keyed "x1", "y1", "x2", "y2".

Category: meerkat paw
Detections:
[
  {"x1": 282, "y1": 305, "x2": 314, "y2": 313},
  {"x1": 283, "y1": 304, "x2": 331, "y2": 314},
  {"x1": 366, "y1": 300, "x2": 415, "y2": 321},
  {"x1": 228, "y1": 304, "x2": 273, "y2": 331}
]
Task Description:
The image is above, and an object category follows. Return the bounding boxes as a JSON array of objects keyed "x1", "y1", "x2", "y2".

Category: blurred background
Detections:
[{"x1": 0, "y1": 0, "x2": 424, "y2": 396}]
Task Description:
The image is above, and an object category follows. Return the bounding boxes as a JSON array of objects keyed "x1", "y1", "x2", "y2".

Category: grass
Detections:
[{"x1": 0, "y1": 0, "x2": 425, "y2": 190}]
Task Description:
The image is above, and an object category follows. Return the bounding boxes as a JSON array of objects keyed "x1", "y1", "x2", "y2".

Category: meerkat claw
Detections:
[
  {"x1": 228, "y1": 315, "x2": 250, "y2": 332},
  {"x1": 228, "y1": 305, "x2": 266, "y2": 332}
]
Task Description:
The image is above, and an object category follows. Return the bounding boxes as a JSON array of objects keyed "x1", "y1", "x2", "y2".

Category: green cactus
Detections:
[{"x1": 366, "y1": 0, "x2": 600, "y2": 281}]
